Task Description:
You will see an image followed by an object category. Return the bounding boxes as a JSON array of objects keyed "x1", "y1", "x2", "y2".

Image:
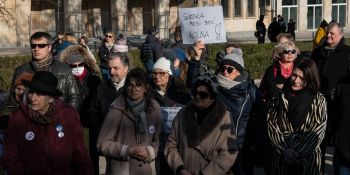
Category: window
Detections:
[
  {"x1": 307, "y1": 0, "x2": 323, "y2": 30},
  {"x1": 247, "y1": 0, "x2": 255, "y2": 17},
  {"x1": 222, "y1": 0, "x2": 229, "y2": 18},
  {"x1": 282, "y1": 0, "x2": 298, "y2": 30},
  {"x1": 234, "y1": 0, "x2": 242, "y2": 17},
  {"x1": 332, "y1": 0, "x2": 346, "y2": 26}
]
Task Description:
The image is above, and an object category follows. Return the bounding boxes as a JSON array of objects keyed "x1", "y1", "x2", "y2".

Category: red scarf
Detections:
[
  {"x1": 74, "y1": 67, "x2": 87, "y2": 82},
  {"x1": 278, "y1": 61, "x2": 293, "y2": 79}
]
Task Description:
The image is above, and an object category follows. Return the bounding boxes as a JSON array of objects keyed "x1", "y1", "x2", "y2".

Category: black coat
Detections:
[
  {"x1": 9, "y1": 59, "x2": 80, "y2": 109},
  {"x1": 98, "y1": 43, "x2": 113, "y2": 69}
]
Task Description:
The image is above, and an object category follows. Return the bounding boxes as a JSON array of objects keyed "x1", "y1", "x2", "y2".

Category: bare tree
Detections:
[{"x1": 0, "y1": 0, "x2": 15, "y2": 29}]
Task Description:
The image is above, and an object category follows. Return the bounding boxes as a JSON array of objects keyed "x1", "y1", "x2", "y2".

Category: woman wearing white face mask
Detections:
[{"x1": 60, "y1": 45, "x2": 101, "y2": 126}]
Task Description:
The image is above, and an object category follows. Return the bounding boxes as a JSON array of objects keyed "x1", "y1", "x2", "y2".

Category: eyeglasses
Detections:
[
  {"x1": 192, "y1": 90, "x2": 210, "y2": 99},
  {"x1": 283, "y1": 49, "x2": 296, "y2": 54},
  {"x1": 152, "y1": 71, "x2": 167, "y2": 77},
  {"x1": 69, "y1": 62, "x2": 84, "y2": 68},
  {"x1": 127, "y1": 82, "x2": 144, "y2": 89},
  {"x1": 105, "y1": 35, "x2": 113, "y2": 38},
  {"x1": 220, "y1": 66, "x2": 236, "y2": 74},
  {"x1": 30, "y1": 44, "x2": 49, "y2": 49}
]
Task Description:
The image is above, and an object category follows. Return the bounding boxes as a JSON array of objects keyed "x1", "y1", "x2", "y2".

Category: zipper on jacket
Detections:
[{"x1": 235, "y1": 93, "x2": 249, "y2": 137}]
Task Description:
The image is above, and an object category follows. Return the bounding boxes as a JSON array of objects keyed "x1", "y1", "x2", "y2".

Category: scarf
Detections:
[
  {"x1": 28, "y1": 102, "x2": 55, "y2": 124},
  {"x1": 217, "y1": 73, "x2": 240, "y2": 89},
  {"x1": 278, "y1": 60, "x2": 293, "y2": 79},
  {"x1": 284, "y1": 87, "x2": 315, "y2": 130},
  {"x1": 30, "y1": 55, "x2": 54, "y2": 71},
  {"x1": 74, "y1": 67, "x2": 87, "y2": 82},
  {"x1": 126, "y1": 97, "x2": 148, "y2": 143}
]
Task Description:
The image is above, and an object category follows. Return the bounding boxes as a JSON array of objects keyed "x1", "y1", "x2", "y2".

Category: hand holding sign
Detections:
[{"x1": 179, "y1": 6, "x2": 227, "y2": 44}]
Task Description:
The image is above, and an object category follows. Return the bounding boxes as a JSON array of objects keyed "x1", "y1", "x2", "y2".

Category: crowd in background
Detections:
[{"x1": 0, "y1": 19, "x2": 349, "y2": 175}]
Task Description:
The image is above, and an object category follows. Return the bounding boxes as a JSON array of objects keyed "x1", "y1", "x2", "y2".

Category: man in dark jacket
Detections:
[
  {"x1": 9, "y1": 31, "x2": 80, "y2": 109},
  {"x1": 311, "y1": 22, "x2": 350, "y2": 174},
  {"x1": 89, "y1": 53, "x2": 129, "y2": 175},
  {"x1": 256, "y1": 15, "x2": 266, "y2": 44},
  {"x1": 140, "y1": 26, "x2": 164, "y2": 75},
  {"x1": 268, "y1": 17, "x2": 281, "y2": 43}
]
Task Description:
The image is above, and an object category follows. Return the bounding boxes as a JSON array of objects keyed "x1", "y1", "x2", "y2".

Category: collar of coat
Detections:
[{"x1": 184, "y1": 98, "x2": 227, "y2": 147}]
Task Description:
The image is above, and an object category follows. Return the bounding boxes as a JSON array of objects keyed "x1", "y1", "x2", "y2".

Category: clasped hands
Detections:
[{"x1": 129, "y1": 145, "x2": 149, "y2": 161}]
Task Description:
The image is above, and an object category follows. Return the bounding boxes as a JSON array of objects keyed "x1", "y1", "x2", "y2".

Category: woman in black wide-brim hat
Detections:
[{"x1": 3, "y1": 71, "x2": 93, "y2": 175}]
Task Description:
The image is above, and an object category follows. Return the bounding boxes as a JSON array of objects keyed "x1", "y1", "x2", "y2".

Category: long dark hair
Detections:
[{"x1": 293, "y1": 58, "x2": 320, "y2": 95}]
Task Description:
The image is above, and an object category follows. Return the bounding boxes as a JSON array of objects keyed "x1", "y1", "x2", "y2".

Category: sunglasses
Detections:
[
  {"x1": 105, "y1": 35, "x2": 113, "y2": 38},
  {"x1": 220, "y1": 66, "x2": 236, "y2": 74},
  {"x1": 152, "y1": 71, "x2": 167, "y2": 77},
  {"x1": 283, "y1": 49, "x2": 296, "y2": 54},
  {"x1": 192, "y1": 90, "x2": 210, "y2": 99},
  {"x1": 30, "y1": 44, "x2": 49, "y2": 49},
  {"x1": 69, "y1": 62, "x2": 84, "y2": 68}
]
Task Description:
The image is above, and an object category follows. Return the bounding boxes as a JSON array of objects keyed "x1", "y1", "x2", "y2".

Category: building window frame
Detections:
[
  {"x1": 247, "y1": 0, "x2": 256, "y2": 18},
  {"x1": 282, "y1": 4, "x2": 298, "y2": 31},
  {"x1": 307, "y1": 2, "x2": 323, "y2": 30},
  {"x1": 221, "y1": 0, "x2": 229, "y2": 18},
  {"x1": 332, "y1": 1, "x2": 347, "y2": 27},
  {"x1": 234, "y1": 0, "x2": 242, "y2": 18}
]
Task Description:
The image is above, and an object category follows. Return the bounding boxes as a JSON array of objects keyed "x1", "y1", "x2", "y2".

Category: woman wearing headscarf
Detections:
[
  {"x1": 165, "y1": 75, "x2": 238, "y2": 175},
  {"x1": 4, "y1": 71, "x2": 93, "y2": 175},
  {"x1": 97, "y1": 68, "x2": 162, "y2": 175},
  {"x1": 267, "y1": 58, "x2": 327, "y2": 175}
]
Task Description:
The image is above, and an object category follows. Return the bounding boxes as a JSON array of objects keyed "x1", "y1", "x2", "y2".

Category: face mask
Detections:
[{"x1": 72, "y1": 66, "x2": 85, "y2": 76}]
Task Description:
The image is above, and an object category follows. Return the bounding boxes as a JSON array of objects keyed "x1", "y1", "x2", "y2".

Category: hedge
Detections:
[{"x1": 0, "y1": 41, "x2": 314, "y2": 92}]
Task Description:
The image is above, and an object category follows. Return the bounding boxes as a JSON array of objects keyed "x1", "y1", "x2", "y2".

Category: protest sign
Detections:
[
  {"x1": 179, "y1": 6, "x2": 227, "y2": 44},
  {"x1": 160, "y1": 107, "x2": 181, "y2": 134}
]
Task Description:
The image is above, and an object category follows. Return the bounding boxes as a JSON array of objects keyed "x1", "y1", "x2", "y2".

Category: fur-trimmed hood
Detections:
[{"x1": 59, "y1": 45, "x2": 100, "y2": 73}]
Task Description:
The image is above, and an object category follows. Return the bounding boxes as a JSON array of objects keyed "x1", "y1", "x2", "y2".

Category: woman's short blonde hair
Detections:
[{"x1": 275, "y1": 41, "x2": 297, "y2": 60}]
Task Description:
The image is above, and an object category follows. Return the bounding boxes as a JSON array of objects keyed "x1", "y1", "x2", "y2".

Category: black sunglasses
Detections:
[
  {"x1": 105, "y1": 35, "x2": 113, "y2": 38},
  {"x1": 192, "y1": 90, "x2": 209, "y2": 99},
  {"x1": 220, "y1": 66, "x2": 235, "y2": 74},
  {"x1": 30, "y1": 44, "x2": 49, "y2": 49},
  {"x1": 69, "y1": 62, "x2": 84, "y2": 68},
  {"x1": 283, "y1": 49, "x2": 296, "y2": 54}
]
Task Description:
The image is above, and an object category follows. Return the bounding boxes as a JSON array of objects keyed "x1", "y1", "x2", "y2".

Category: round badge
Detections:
[
  {"x1": 25, "y1": 131, "x2": 35, "y2": 141},
  {"x1": 56, "y1": 124, "x2": 63, "y2": 132},
  {"x1": 58, "y1": 132, "x2": 64, "y2": 138},
  {"x1": 148, "y1": 125, "x2": 155, "y2": 134}
]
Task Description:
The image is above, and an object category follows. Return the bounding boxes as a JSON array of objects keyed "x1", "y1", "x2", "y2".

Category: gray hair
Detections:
[
  {"x1": 108, "y1": 52, "x2": 129, "y2": 67},
  {"x1": 328, "y1": 21, "x2": 343, "y2": 33}
]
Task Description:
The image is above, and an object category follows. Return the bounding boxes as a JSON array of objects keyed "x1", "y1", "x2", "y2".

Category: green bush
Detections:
[{"x1": 0, "y1": 41, "x2": 314, "y2": 92}]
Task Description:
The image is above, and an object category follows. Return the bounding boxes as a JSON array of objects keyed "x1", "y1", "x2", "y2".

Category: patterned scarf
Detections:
[
  {"x1": 126, "y1": 97, "x2": 148, "y2": 143},
  {"x1": 278, "y1": 60, "x2": 293, "y2": 79},
  {"x1": 28, "y1": 102, "x2": 55, "y2": 124},
  {"x1": 30, "y1": 55, "x2": 53, "y2": 71}
]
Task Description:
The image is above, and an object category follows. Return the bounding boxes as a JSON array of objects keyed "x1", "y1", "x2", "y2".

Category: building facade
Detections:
[{"x1": 0, "y1": 0, "x2": 349, "y2": 48}]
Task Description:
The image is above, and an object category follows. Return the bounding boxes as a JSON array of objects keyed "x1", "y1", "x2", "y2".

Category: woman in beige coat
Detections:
[
  {"x1": 165, "y1": 76, "x2": 238, "y2": 175},
  {"x1": 97, "y1": 68, "x2": 162, "y2": 175}
]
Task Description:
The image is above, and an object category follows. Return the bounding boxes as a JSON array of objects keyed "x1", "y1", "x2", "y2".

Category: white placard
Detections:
[
  {"x1": 179, "y1": 6, "x2": 227, "y2": 44},
  {"x1": 160, "y1": 107, "x2": 181, "y2": 134}
]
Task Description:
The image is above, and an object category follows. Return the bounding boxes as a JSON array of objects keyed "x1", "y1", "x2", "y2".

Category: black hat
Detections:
[
  {"x1": 148, "y1": 26, "x2": 160, "y2": 35},
  {"x1": 22, "y1": 71, "x2": 62, "y2": 97}
]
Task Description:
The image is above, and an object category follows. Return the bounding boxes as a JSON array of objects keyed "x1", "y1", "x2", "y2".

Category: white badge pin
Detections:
[
  {"x1": 148, "y1": 125, "x2": 155, "y2": 134},
  {"x1": 25, "y1": 131, "x2": 35, "y2": 141},
  {"x1": 58, "y1": 132, "x2": 64, "y2": 138}
]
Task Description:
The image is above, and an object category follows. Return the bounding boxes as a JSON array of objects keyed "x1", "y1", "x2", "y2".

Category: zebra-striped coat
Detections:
[{"x1": 267, "y1": 92, "x2": 327, "y2": 175}]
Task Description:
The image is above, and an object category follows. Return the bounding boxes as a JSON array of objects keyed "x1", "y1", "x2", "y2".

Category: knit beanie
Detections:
[
  {"x1": 221, "y1": 48, "x2": 245, "y2": 72},
  {"x1": 153, "y1": 57, "x2": 173, "y2": 75}
]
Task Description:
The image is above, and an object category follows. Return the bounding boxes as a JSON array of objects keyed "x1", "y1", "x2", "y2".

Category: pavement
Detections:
[{"x1": 2, "y1": 29, "x2": 350, "y2": 56}]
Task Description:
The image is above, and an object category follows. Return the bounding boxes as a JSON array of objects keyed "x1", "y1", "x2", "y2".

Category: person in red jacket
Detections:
[{"x1": 4, "y1": 71, "x2": 93, "y2": 175}]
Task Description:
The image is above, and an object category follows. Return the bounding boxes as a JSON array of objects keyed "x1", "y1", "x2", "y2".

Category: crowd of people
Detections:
[{"x1": 0, "y1": 19, "x2": 349, "y2": 175}]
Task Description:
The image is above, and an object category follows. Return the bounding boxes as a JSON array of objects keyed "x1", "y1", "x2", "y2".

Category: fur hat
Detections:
[
  {"x1": 152, "y1": 57, "x2": 172, "y2": 75},
  {"x1": 67, "y1": 53, "x2": 84, "y2": 64}
]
